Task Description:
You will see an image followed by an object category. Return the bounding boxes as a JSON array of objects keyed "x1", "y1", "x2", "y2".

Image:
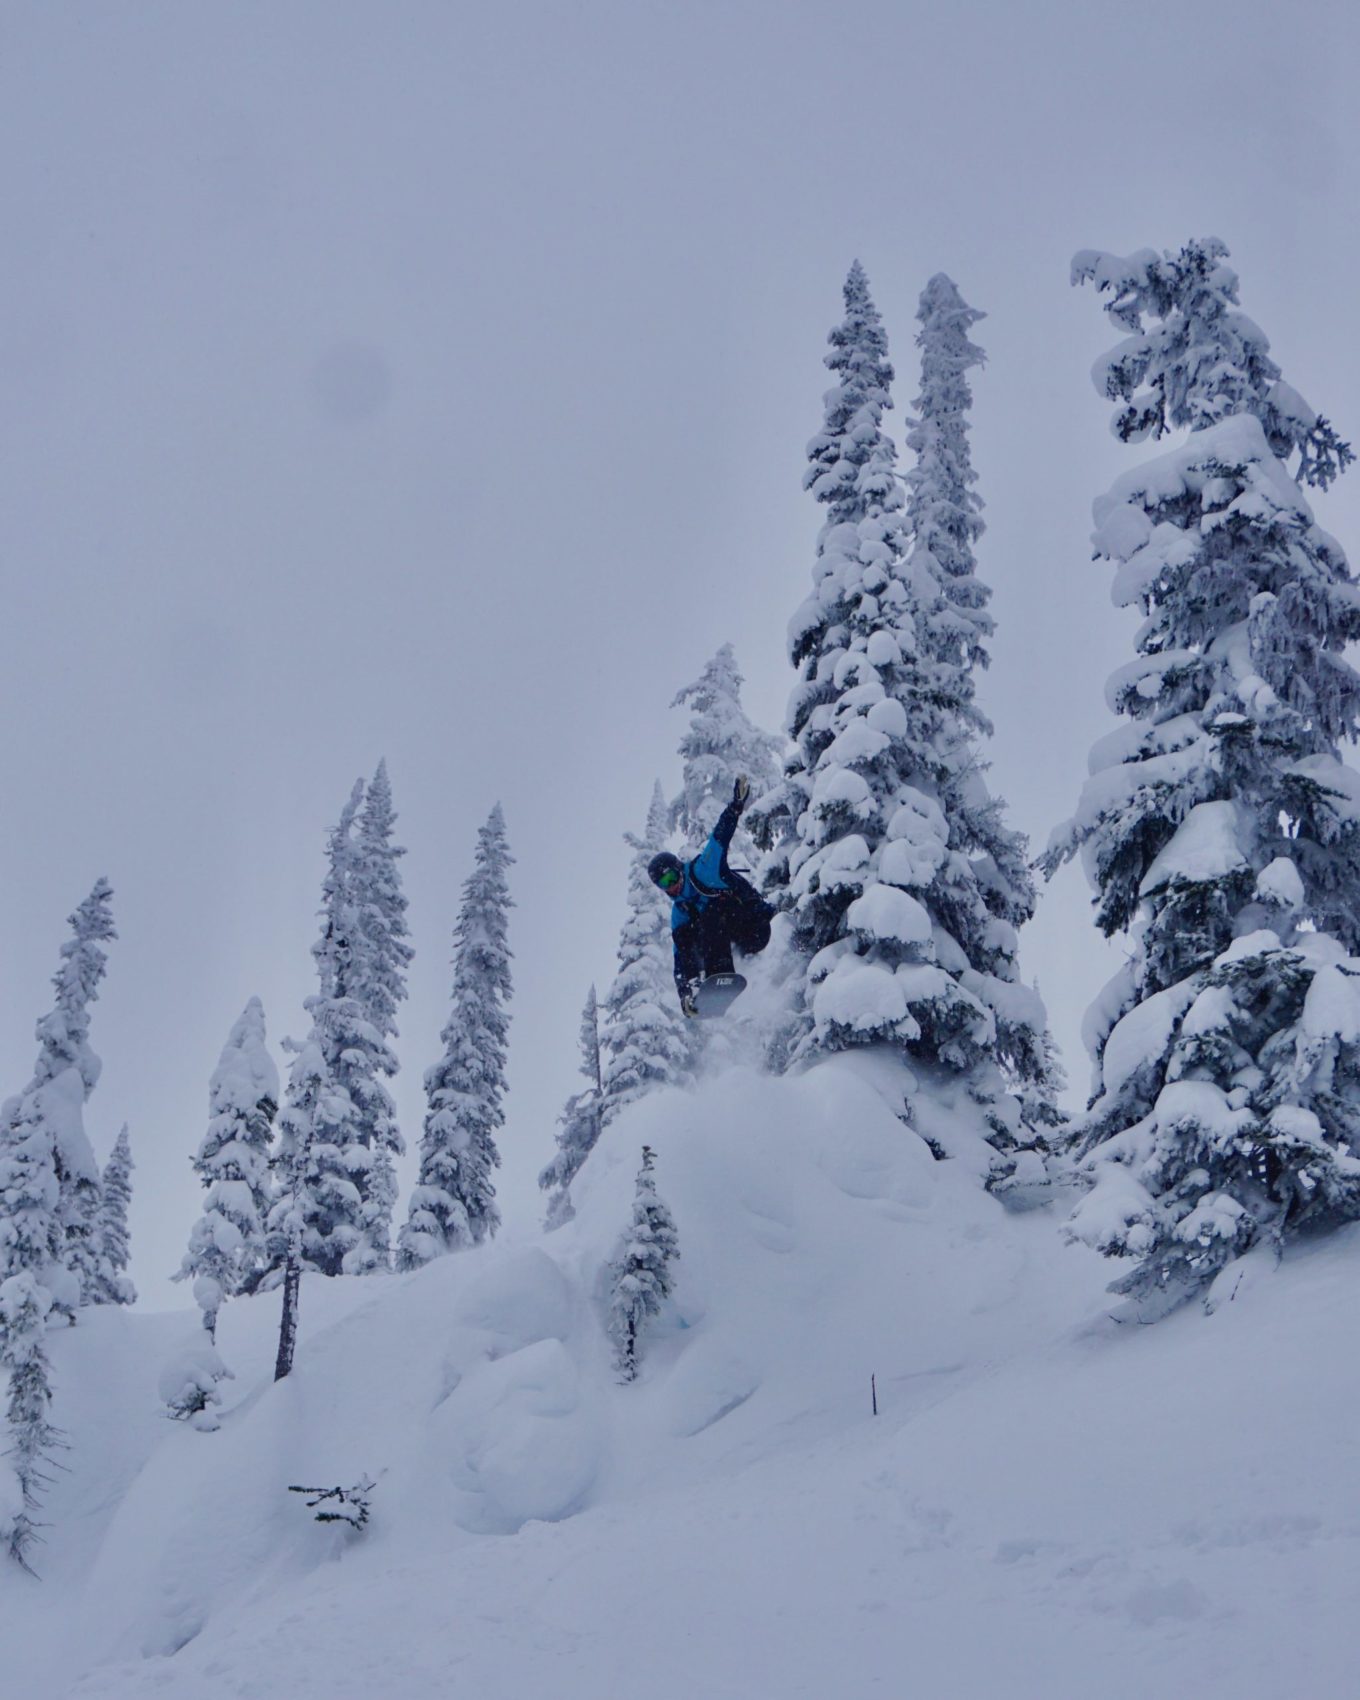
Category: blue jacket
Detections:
[{"x1": 668, "y1": 800, "x2": 767, "y2": 993}]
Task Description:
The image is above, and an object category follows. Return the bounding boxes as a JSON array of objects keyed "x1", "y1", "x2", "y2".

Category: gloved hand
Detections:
[
  {"x1": 732, "y1": 775, "x2": 751, "y2": 812},
  {"x1": 680, "y1": 986, "x2": 699, "y2": 1018}
]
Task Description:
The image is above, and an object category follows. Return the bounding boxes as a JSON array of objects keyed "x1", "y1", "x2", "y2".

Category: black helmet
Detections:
[{"x1": 648, "y1": 851, "x2": 684, "y2": 892}]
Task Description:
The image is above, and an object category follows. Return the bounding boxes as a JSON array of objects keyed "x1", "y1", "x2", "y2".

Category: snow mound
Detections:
[
  {"x1": 7, "y1": 1056, "x2": 1360, "y2": 1700},
  {"x1": 436, "y1": 1336, "x2": 600, "y2": 1532},
  {"x1": 448, "y1": 1245, "x2": 573, "y2": 1348}
]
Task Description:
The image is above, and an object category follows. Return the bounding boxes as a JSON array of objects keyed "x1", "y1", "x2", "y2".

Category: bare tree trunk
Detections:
[{"x1": 274, "y1": 1219, "x2": 302, "y2": 1382}]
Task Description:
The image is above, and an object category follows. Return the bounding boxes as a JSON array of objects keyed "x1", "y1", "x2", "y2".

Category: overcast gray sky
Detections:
[{"x1": 2, "y1": 0, "x2": 1356, "y2": 1305}]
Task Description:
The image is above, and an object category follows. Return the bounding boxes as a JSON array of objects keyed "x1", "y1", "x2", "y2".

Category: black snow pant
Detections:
[
  {"x1": 673, "y1": 891, "x2": 775, "y2": 1002},
  {"x1": 694, "y1": 902, "x2": 772, "y2": 978}
]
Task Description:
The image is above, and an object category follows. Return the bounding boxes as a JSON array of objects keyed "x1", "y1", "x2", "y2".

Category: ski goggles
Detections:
[{"x1": 656, "y1": 866, "x2": 682, "y2": 892}]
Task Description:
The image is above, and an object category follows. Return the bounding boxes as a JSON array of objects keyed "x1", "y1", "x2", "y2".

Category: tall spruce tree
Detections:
[
  {"x1": 349, "y1": 761, "x2": 412, "y2": 1258},
  {"x1": 0, "y1": 1110, "x2": 65, "y2": 1552},
  {"x1": 0, "y1": 882, "x2": 114, "y2": 1570},
  {"x1": 601, "y1": 783, "x2": 694, "y2": 1117},
  {"x1": 0, "y1": 880, "x2": 117, "y2": 1317},
  {"x1": 539, "y1": 986, "x2": 605, "y2": 1229},
  {"x1": 757, "y1": 264, "x2": 1051, "y2": 1148},
  {"x1": 178, "y1": 999, "x2": 278, "y2": 1335},
  {"x1": 272, "y1": 784, "x2": 399, "y2": 1282},
  {"x1": 902, "y1": 273, "x2": 1058, "y2": 1122},
  {"x1": 607, "y1": 1145, "x2": 679, "y2": 1382},
  {"x1": 351, "y1": 762, "x2": 413, "y2": 1043},
  {"x1": 397, "y1": 805, "x2": 514, "y2": 1266},
  {"x1": 271, "y1": 789, "x2": 361, "y2": 1378},
  {"x1": 92, "y1": 1126, "x2": 136, "y2": 1307},
  {"x1": 1044, "y1": 238, "x2": 1360, "y2": 1311},
  {"x1": 671, "y1": 645, "x2": 782, "y2": 855},
  {"x1": 902, "y1": 273, "x2": 993, "y2": 673}
]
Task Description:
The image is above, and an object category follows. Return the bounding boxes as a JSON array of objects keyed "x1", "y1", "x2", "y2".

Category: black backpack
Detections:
[{"x1": 689, "y1": 859, "x2": 774, "y2": 920}]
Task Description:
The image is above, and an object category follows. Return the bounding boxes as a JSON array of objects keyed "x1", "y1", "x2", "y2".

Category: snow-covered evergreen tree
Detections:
[
  {"x1": 903, "y1": 273, "x2": 993, "y2": 672},
  {"x1": 607, "y1": 1145, "x2": 679, "y2": 1382},
  {"x1": 0, "y1": 1114, "x2": 65, "y2": 1570},
  {"x1": 0, "y1": 880, "x2": 117, "y2": 1317},
  {"x1": 538, "y1": 986, "x2": 605, "y2": 1229},
  {"x1": 352, "y1": 761, "x2": 413, "y2": 1043},
  {"x1": 160, "y1": 1338, "x2": 234, "y2": 1430},
  {"x1": 0, "y1": 1273, "x2": 60, "y2": 1572},
  {"x1": 756, "y1": 264, "x2": 1052, "y2": 1148},
  {"x1": 0, "y1": 885, "x2": 112, "y2": 1568},
  {"x1": 671, "y1": 645, "x2": 782, "y2": 856},
  {"x1": 348, "y1": 761, "x2": 412, "y2": 1259},
  {"x1": 91, "y1": 1125, "x2": 136, "y2": 1307},
  {"x1": 272, "y1": 784, "x2": 400, "y2": 1280},
  {"x1": 1044, "y1": 238, "x2": 1360, "y2": 1311},
  {"x1": 397, "y1": 805, "x2": 514, "y2": 1267},
  {"x1": 0, "y1": 1094, "x2": 65, "y2": 1329},
  {"x1": 903, "y1": 273, "x2": 1059, "y2": 1130},
  {"x1": 601, "y1": 783, "x2": 694, "y2": 1117},
  {"x1": 177, "y1": 1000, "x2": 278, "y2": 1335}
]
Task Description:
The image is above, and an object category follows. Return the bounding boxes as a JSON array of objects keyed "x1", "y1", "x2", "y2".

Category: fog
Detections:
[{"x1": 2, "y1": 0, "x2": 1355, "y2": 1302}]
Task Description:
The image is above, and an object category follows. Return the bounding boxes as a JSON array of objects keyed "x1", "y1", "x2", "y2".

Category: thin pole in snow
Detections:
[{"x1": 871, "y1": 1373, "x2": 878, "y2": 1416}]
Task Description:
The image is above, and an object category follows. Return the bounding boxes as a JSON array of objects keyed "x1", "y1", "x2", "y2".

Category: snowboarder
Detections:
[{"x1": 648, "y1": 777, "x2": 774, "y2": 1016}]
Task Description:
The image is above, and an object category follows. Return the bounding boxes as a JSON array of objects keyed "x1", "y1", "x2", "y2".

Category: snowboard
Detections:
[{"x1": 692, "y1": 972, "x2": 747, "y2": 1019}]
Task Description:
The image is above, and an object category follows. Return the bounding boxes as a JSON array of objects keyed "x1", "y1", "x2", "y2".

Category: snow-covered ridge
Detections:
[{"x1": 6, "y1": 1056, "x2": 1360, "y2": 1699}]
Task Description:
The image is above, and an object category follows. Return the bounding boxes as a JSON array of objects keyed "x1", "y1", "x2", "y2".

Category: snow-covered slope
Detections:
[{"x1": 7, "y1": 1057, "x2": 1359, "y2": 1699}]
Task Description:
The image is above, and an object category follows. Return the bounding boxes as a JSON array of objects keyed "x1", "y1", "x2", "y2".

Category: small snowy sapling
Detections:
[
  {"x1": 607, "y1": 1145, "x2": 679, "y2": 1382},
  {"x1": 288, "y1": 1476, "x2": 376, "y2": 1531},
  {"x1": 160, "y1": 1339, "x2": 235, "y2": 1431}
]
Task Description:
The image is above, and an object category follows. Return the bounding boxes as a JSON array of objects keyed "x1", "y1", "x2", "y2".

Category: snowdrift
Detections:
[{"x1": 6, "y1": 1055, "x2": 1359, "y2": 1699}]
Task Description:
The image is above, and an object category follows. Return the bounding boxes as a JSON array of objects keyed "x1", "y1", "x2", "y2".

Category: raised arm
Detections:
[{"x1": 692, "y1": 777, "x2": 751, "y2": 885}]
